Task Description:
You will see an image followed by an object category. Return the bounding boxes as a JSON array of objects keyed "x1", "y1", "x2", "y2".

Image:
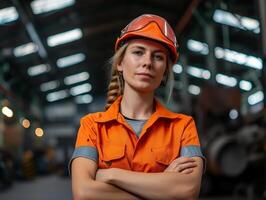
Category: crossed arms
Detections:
[{"x1": 71, "y1": 156, "x2": 203, "y2": 200}]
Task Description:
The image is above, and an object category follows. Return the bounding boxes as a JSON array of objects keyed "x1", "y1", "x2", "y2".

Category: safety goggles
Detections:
[{"x1": 120, "y1": 14, "x2": 177, "y2": 47}]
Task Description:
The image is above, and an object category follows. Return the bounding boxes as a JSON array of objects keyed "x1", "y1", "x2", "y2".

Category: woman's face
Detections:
[{"x1": 117, "y1": 38, "x2": 168, "y2": 93}]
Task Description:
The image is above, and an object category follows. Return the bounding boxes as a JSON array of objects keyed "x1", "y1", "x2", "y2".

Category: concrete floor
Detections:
[{"x1": 0, "y1": 175, "x2": 72, "y2": 200}]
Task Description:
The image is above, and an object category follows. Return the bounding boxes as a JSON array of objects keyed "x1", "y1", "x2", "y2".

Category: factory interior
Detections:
[{"x1": 0, "y1": 0, "x2": 265, "y2": 199}]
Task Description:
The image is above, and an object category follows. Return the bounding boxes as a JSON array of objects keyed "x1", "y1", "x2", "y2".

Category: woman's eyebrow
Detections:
[{"x1": 130, "y1": 45, "x2": 145, "y2": 50}]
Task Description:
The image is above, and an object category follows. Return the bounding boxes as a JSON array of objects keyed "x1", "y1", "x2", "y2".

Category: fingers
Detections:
[
  {"x1": 171, "y1": 157, "x2": 195, "y2": 165},
  {"x1": 180, "y1": 168, "x2": 194, "y2": 174},
  {"x1": 175, "y1": 161, "x2": 197, "y2": 172},
  {"x1": 164, "y1": 157, "x2": 197, "y2": 173}
]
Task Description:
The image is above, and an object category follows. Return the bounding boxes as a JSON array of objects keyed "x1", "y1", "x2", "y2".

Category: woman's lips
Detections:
[{"x1": 136, "y1": 73, "x2": 153, "y2": 78}]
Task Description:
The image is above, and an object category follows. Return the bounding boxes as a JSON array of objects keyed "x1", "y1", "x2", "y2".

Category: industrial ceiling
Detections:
[{"x1": 0, "y1": 0, "x2": 263, "y2": 122}]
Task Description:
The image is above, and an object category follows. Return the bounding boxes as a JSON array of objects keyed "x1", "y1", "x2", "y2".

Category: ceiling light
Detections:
[
  {"x1": 216, "y1": 73, "x2": 237, "y2": 87},
  {"x1": 215, "y1": 47, "x2": 262, "y2": 70},
  {"x1": 28, "y1": 64, "x2": 51, "y2": 76},
  {"x1": 13, "y1": 42, "x2": 38, "y2": 57},
  {"x1": 75, "y1": 94, "x2": 93, "y2": 104},
  {"x1": 0, "y1": 6, "x2": 19, "y2": 24},
  {"x1": 187, "y1": 66, "x2": 211, "y2": 80},
  {"x1": 35, "y1": 128, "x2": 44, "y2": 137},
  {"x1": 186, "y1": 39, "x2": 262, "y2": 70},
  {"x1": 172, "y1": 64, "x2": 183, "y2": 74},
  {"x1": 46, "y1": 89, "x2": 69, "y2": 102},
  {"x1": 47, "y1": 28, "x2": 82, "y2": 47},
  {"x1": 188, "y1": 84, "x2": 201, "y2": 95},
  {"x1": 40, "y1": 80, "x2": 60, "y2": 92},
  {"x1": 21, "y1": 118, "x2": 31, "y2": 128},
  {"x1": 64, "y1": 72, "x2": 89, "y2": 85},
  {"x1": 245, "y1": 56, "x2": 262, "y2": 70},
  {"x1": 187, "y1": 39, "x2": 209, "y2": 55},
  {"x1": 2, "y1": 106, "x2": 13, "y2": 117},
  {"x1": 248, "y1": 91, "x2": 264, "y2": 105},
  {"x1": 56, "y1": 53, "x2": 85, "y2": 68},
  {"x1": 31, "y1": 0, "x2": 75, "y2": 15},
  {"x1": 239, "y1": 80, "x2": 252, "y2": 91},
  {"x1": 229, "y1": 109, "x2": 238, "y2": 119},
  {"x1": 70, "y1": 83, "x2": 92, "y2": 96},
  {"x1": 241, "y1": 17, "x2": 260, "y2": 33},
  {"x1": 213, "y1": 9, "x2": 260, "y2": 34}
]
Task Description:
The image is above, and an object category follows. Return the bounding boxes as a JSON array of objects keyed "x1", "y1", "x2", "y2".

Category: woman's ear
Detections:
[{"x1": 117, "y1": 62, "x2": 123, "y2": 72}]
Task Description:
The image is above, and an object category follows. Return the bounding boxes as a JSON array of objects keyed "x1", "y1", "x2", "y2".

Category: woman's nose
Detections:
[{"x1": 142, "y1": 53, "x2": 152, "y2": 68}]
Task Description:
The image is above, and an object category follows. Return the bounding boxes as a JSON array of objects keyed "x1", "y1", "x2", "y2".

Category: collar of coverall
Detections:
[{"x1": 94, "y1": 95, "x2": 181, "y2": 123}]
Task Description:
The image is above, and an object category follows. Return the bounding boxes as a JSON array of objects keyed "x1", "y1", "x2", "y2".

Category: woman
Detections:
[{"x1": 70, "y1": 14, "x2": 204, "y2": 200}]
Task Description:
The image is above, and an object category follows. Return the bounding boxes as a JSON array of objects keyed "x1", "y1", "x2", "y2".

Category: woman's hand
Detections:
[{"x1": 164, "y1": 157, "x2": 197, "y2": 174}]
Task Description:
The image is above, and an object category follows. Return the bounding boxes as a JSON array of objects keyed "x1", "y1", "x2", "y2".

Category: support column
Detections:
[{"x1": 205, "y1": 23, "x2": 217, "y2": 84}]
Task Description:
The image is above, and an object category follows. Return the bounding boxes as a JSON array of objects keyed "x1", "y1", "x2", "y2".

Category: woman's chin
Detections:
[{"x1": 133, "y1": 85, "x2": 158, "y2": 93}]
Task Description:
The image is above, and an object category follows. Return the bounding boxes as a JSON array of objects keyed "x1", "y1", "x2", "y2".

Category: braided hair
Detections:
[{"x1": 105, "y1": 44, "x2": 128, "y2": 110}]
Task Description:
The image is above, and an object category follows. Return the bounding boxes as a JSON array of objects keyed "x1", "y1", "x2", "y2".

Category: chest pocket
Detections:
[
  {"x1": 151, "y1": 145, "x2": 178, "y2": 171},
  {"x1": 100, "y1": 143, "x2": 126, "y2": 168}
]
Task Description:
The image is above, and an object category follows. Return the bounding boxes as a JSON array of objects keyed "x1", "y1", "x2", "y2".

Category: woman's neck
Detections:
[{"x1": 120, "y1": 89, "x2": 154, "y2": 120}]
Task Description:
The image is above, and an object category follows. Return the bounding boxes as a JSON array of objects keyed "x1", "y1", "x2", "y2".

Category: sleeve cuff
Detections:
[
  {"x1": 68, "y1": 146, "x2": 98, "y2": 176},
  {"x1": 180, "y1": 145, "x2": 206, "y2": 173}
]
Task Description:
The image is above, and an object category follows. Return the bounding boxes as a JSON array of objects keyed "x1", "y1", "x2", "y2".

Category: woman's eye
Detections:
[
  {"x1": 133, "y1": 51, "x2": 143, "y2": 55},
  {"x1": 154, "y1": 54, "x2": 164, "y2": 60}
]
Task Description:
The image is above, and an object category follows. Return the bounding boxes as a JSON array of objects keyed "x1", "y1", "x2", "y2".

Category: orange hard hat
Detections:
[{"x1": 115, "y1": 14, "x2": 179, "y2": 63}]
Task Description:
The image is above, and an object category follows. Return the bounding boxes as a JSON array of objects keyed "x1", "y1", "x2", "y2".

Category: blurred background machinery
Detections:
[{"x1": 0, "y1": 0, "x2": 265, "y2": 199}]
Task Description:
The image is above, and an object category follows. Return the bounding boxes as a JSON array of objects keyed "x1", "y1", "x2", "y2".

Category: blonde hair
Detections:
[
  {"x1": 105, "y1": 44, "x2": 128, "y2": 110},
  {"x1": 105, "y1": 43, "x2": 174, "y2": 110}
]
